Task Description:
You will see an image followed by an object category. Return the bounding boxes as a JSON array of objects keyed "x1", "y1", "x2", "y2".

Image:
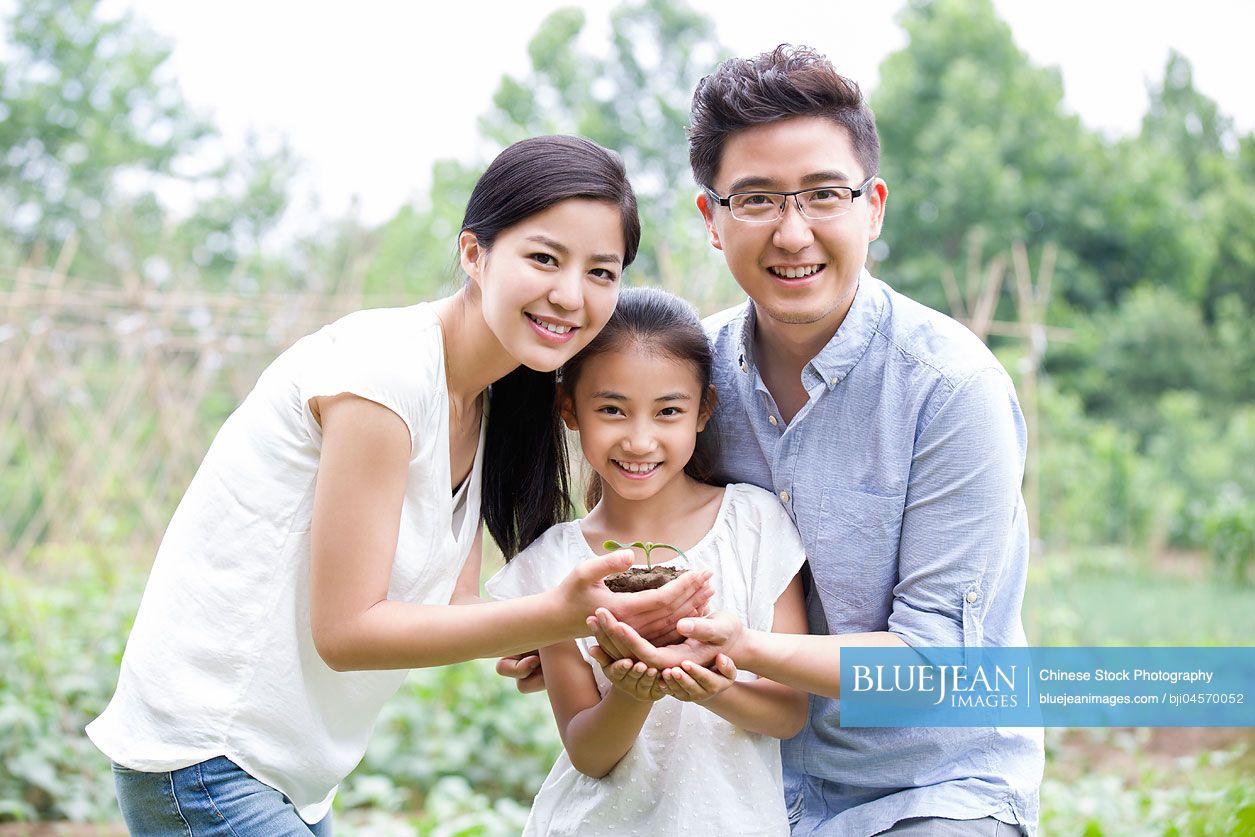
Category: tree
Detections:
[
  {"x1": 0, "y1": 0, "x2": 295, "y2": 286},
  {"x1": 0, "y1": 0, "x2": 208, "y2": 244},
  {"x1": 475, "y1": 0, "x2": 733, "y2": 309}
]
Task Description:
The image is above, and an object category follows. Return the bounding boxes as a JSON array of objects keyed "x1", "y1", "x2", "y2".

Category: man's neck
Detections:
[
  {"x1": 748, "y1": 294, "x2": 855, "y2": 424},
  {"x1": 752, "y1": 314, "x2": 840, "y2": 375}
]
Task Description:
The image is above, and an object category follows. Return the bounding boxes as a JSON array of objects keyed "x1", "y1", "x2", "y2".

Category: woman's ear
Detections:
[
  {"x1": 696, "y1": 384, "x2": 717, "y2": 432},
  {"x1": 458, "y1": 230, "x2": 485, "y2": 282},
  {"x1": 558, "y1": 385, "x2": 579, "y2": 431}
]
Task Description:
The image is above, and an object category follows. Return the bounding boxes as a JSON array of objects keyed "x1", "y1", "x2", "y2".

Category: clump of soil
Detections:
[{"x1": 604, "y1": 566, "x2": 687, "y2": 593}]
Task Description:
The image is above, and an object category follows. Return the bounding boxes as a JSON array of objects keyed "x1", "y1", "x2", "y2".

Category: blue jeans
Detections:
[{"x1": 112, "y1": 756, "x2": 332, "y2": 836}]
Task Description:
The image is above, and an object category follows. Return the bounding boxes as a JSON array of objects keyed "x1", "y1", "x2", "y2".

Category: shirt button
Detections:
[
  {"x1": 779, "y1": 490, "x2": 791, "y2": 503},
  {"x1": 831, "y1": 378, "x2": 839, "y2": 386},
  {"x1": 966, "y1": 591, "x2": 978, "y2": 604},
  {"x1": 768, "y1": 415, "x2": 778, "y2": 426}
]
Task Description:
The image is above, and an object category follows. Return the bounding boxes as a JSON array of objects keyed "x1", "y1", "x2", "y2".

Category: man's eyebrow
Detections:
[
  {"x1": 726, "y1": 170, "x2": 853, "y2": 193},
  {"x1": 525, "y1": 235, "x2": 622, "y2": 265}
]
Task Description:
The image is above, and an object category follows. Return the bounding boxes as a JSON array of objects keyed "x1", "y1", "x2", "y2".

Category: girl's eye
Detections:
[
  {"x1": 531, "y1": 253, "x2": 557, "y2": 266},
  {"x1": 590, "y1": 268, "x2": 619, "y2": 282},
  {"x1": 596, "y1": 405, "x2": 624, "y2": 416},
  {"x1": 658, "y1": 407, "x2": 682, "y2": 417}
]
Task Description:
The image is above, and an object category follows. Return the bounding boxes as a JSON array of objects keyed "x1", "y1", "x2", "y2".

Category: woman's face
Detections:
[{"x1": 462, "y1": 198, "x2": 625, "y2": 372}]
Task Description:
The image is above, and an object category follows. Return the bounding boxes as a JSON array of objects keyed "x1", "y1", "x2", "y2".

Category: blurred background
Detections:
[{"x1": 1, "y1": 0, "x2": 1252, "y2": 834}]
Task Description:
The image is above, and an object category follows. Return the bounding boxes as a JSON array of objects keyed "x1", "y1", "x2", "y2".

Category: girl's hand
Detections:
[
  {"x1": 587, "y1": 608, "x2": 730, "y2": 670},
  {"x1": 661, "y1": 654, "x2": 738, "y2": 702},
  {"x1": 602, "y1": 658, "x2": 666, "y2": 702}
]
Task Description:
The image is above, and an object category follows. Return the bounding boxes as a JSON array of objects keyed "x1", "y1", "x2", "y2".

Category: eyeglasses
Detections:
[{"x1": 707, "y1": 175, "x2": 877, "y2": 222}]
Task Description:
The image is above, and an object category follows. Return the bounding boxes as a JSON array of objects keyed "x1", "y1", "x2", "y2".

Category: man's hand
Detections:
[
  {"x1": 495, "y1": 652, "x2": 545, "y2": 694},
  {"x1": 586, "y1": 608, "x2": 742, "y2": 670},
  {"x1": 661, "y1": 654, "x2": 738, "y2": 702}
]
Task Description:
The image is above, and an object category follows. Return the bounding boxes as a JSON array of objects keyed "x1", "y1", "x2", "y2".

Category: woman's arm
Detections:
[
  {"x1": 308, "y1": 395, "x2": 712, "y2": 672},
  {"x1": 541, "y1": 640, "x2": 660, "y2": 778},
  {"x1": 659, "y1": 573, "x2": 809, "y2": 739}
]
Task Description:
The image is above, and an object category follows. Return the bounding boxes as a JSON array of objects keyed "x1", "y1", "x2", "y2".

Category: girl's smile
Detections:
[{"x1": 561, "y1": 344, "x2": 712, "y2": 507}]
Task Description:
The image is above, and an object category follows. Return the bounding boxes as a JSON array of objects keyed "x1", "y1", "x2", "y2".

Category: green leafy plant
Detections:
[{"x1": 602, "y1": 540, "x2": 687, "y2": 570}]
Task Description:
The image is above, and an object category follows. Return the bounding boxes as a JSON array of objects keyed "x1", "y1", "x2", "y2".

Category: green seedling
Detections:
[{"x1": 603, "y1": 540, "x2": 688, "y2": 570}]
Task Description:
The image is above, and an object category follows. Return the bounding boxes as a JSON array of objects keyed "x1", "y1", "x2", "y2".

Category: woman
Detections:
[{"x1": 87, "y1": 135, "x2": 711, "y2": 836}]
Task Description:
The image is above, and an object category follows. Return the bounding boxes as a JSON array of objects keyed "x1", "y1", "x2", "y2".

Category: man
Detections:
[{"x1": 586, "y1": 45, "x2": 1043, "y2": 835}]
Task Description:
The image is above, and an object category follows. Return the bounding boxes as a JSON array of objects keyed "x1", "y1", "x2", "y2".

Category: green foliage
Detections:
[
  {"x1": 1201, "y1": 489, "x2": 1255, "y2": 586},
  {"x1": 1039, "y1": 738, "x2": 1255, "y2": 836},
  {"x1": 603, "y1": 539, "x2": 685, "y2": 569},
  {"x1": 349, "y1": 662, "x2": 561, "y2": 813},
  {"x1": 0, "y1": 547, "x2": 139, "y2": 821}
]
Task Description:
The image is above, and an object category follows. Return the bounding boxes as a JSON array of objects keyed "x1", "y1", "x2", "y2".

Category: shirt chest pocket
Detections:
[{"x1": 807, "y1": 487, "x2": 904, "y2": 632}]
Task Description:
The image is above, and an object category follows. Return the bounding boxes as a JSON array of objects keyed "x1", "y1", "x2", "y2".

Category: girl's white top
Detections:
[
  {"x1": 486, "y1": 483, "x2": 806, "y2": 837},
  {"x1": 87, "y1": 303, "x2": 485, "y2": 824}
]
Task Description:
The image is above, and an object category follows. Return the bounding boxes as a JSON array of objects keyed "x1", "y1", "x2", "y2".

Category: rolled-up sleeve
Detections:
[{"x1": 889, "y1": 366, "x2": 1028, "y2": 650}]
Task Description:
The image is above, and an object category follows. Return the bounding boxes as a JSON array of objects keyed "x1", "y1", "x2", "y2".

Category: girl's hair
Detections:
[
  {"x1": 560, "y1": 287, "x2": 721, "y2": 510},
  {"x1": 468, "y1": 135, "x2": 641, "y2": 559}
]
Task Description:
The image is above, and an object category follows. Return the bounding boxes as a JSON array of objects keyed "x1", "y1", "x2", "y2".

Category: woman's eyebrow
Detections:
[{"x1": 525, "y1": 235, "x2": 621, "y2": 265}]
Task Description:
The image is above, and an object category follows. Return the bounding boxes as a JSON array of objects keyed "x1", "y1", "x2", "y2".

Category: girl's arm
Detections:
[
  {"x1": 308, "y1": 395, "x2": 711, "y2": 672},
  {"x1": 659, "y1": 573, "x2": 809, "y2": 739},
  {"x1": 541, "y1": 640, "x2": 661, "y2": 779}
]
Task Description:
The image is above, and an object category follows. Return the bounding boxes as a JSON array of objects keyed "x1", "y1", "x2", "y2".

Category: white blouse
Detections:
[
  {"x1": 486, "y1": 483, "x2": 807, "y2": 836},
  {"x1": 88, "y1": 303, "x2": 485, "y2": 823}
]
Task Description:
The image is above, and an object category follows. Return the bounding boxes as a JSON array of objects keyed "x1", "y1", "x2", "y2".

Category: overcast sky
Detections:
[{"x1": 83, "y1": 0, "x2": 1255, "y2": 225}]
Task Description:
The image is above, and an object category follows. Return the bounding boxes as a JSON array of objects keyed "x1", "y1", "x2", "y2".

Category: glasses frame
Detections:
[{"x1": 707, "y1": 175, "x2": 878, "y2": 223}]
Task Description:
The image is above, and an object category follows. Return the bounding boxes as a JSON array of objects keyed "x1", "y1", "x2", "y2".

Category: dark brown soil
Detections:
[{"x1": 604, "y1": 566, "x2": 686, "y2": 593}]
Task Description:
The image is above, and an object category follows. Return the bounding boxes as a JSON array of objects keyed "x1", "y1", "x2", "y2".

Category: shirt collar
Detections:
[{"x1": 736, "y1": 269, "x2": 886, "y2": 391}]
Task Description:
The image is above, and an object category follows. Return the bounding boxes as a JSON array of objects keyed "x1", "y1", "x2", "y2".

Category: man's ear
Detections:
[
  {"x1": 458, "y1": 230, "x2": 485, "y2": 282},
  {"x1": 866, "y1": 178, "x2": 888, "y2": 242},
  {"x1": 695, "y1": 191, "x2": 723, "y2": 251},
  {"x1": 696, "y1": 384, "x2": 718, "y2": 432},
  {"x1": 557, "y1": 385, "x2": 579, "y2": 431}
]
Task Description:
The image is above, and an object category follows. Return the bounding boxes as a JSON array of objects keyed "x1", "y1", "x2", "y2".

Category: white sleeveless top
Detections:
[
  {"x1": 87, "y1": 303, "x2": 485, "y2": 823},
  {"x1": 486, "y1": 483, "x2": 806, "y2": 836}
]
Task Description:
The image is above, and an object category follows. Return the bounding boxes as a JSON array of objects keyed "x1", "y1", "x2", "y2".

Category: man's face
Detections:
[{"x1": 697, "y1": 116, "x2": 887, "y2": 338}]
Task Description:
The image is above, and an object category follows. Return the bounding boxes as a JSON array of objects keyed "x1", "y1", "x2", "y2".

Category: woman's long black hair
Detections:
[
  {"x1": 465, "y1": 136, "x2": 640, "y2": 558},
  {"x1": 560, "y1": 287, "x2": 721, "y2": 511}
]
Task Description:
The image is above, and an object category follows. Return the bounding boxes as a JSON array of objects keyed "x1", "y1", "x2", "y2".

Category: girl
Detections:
[
  {"x1": 86, "y1": 137, "x2": 711, "y2": 836},
  {"x1": 486, "y1": 288, "x2": 809, "y2": 835}
]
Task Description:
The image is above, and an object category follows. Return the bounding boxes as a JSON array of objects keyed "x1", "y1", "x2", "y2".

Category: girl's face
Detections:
[
  {"x1": 461, "y1": 198, "x2": 624, "y2": 372},
  {"x1": 560, "y1": 343, "x2": 713, "y2": 505}
]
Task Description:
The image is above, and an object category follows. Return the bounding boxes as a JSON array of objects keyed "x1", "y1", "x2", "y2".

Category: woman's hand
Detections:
[
  {"x1": 551, "y1": 549, "x2": 714, "y2": 640},
  {"x1": 661, "y1": 654, "x2": 738, "y2": 702}
]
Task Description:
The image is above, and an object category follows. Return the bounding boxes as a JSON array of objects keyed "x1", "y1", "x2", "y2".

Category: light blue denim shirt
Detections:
[{"x1": 704, "y1": 272, "x2": 1044, "y2": 836}]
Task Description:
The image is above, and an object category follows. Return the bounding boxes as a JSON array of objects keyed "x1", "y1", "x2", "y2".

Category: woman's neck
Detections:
[{"x1": 431, "y1": 287, "x2": 520, "y2": 406}]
